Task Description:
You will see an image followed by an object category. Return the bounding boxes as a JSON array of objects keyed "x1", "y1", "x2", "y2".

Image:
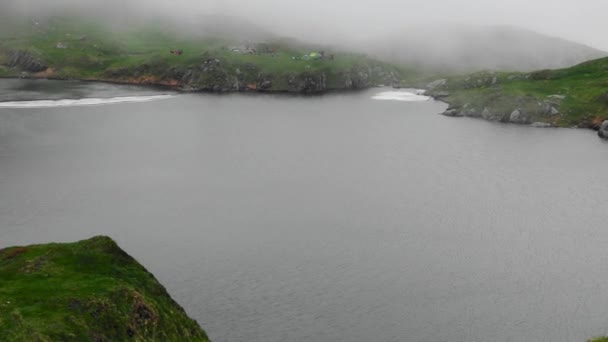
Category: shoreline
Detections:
[
  {"x1": 0, "y1": 75, "x2": 381, "y2": 96},
  {"x1": 424, "y1": 92, "x2": 608, "y2": 140},
  {"x1": 425, "y1": 93, "x2": 608, "y2": 139},
  {"x1": 3, "y1": 74, "x2": 604, "y2": 139}
]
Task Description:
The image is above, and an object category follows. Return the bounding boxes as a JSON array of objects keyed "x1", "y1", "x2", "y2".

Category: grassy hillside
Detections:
[
  {"x1": 424, "y1": 57, "x2": 608, "y2": 129},
  {"x1": 0, "y1": 236, "x2": 209, "y2": 342},
  {"x1": 0, "y1": 16, "x2": 405, "y2": 93}
]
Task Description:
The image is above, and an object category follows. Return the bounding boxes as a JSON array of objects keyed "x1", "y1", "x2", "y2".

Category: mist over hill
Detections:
[
  {"x1": 1, "y1": 1, "x2": 607, "y2": 74},
  {"x1": 358, "y1": 25, "x2": 607, "y2": 72}
]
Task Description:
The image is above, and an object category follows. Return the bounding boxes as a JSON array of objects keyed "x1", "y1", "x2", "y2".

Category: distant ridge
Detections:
[{"x1": 364, "y1": 25, "x2": 607, "y2": 72}]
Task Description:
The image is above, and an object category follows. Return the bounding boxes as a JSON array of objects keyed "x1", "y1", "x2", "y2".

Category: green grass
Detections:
[
  {"x1": 0, "y1": 236, "x2": 209, "y2": 341},
  {"x1": 0, "y1": 16, "x2": 404, "y2": 92},
  {"x1": 425, "y1": 58, "x2": 608, "y2": 128}
]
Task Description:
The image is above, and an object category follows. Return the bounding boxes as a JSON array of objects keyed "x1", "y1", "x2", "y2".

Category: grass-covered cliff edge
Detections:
[
  {"x1": 423, "y1": 57, "x2": 608, "y2": 137},
  {"x1": 0, "y1": 16, "x2": 405, "y2": 94},
  {"x1": 0, "y1": 236, "x2": 209, "y2": 341}
]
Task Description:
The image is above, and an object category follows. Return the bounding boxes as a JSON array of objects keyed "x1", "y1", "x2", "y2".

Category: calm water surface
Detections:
[{"x1": 1, "y1": 79, "x2": 608, "y2": 342}]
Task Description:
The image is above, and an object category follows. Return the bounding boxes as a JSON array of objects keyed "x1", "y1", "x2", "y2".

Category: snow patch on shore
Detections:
[{"x1": 372, "y1": 89, "x2": 430, "y2": 102}]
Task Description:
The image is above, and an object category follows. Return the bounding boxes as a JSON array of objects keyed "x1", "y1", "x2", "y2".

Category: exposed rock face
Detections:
[
  {"x1": 349, "y1": 70, "x2": 371, "y2": 89},
  {"x1": 101, "y1": 60, "x2": 400, "y2": 94},
  {"x1": 289, "y1": 72, "x2": 327, "y2": 93},
  {"x1": 599, "y1": 120, "x2": 608, "y2": 139},
  {"x1": 5, "y1": 50, "x2": 48, "y2": 73}
]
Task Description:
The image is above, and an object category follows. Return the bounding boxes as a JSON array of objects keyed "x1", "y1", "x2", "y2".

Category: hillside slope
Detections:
[
  {"x1": 0, "y1": 16, "x2": 404, "y2": 93},
  {"x1": 0, "y1": 236, "x2": 209, "y2": 342},
  {"x1": 424, "y1": 57, "x2": 608, "y2": 136}
]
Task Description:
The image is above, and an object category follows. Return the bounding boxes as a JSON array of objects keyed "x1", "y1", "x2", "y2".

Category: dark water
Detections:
[{"x1": 1, "y1": 79, "x2": 608, "y2": 342}]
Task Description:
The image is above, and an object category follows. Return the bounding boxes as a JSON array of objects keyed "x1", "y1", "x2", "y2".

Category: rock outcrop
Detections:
[
  {"x1": 429, "y1": 73, "x2": 566, "y2": 126},
  {"x1": 599, "y1": 120, "x2": 608, "y2": 139},
  {"x1": 0, "y1": 236, "x2": 210, "y2": 341},
  {"x1": 100, "y1": 59, "x2": 400, "y2": 94},
  {"x1": 288, "y1": 72, "x2": 327, "y2": 93}
]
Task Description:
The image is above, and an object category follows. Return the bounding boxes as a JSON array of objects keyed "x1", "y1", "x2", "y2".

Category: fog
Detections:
[
  {"x1": 3, "y1": 0, "x2": 606, "y2": 49},
  {"x1": 1, "y1": 0, "x2": 607, "y2": 71}
]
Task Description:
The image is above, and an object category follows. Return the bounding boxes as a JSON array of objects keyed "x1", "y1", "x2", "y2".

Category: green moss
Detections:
[{"x1": 0, "y1": 236, "x2": 209, "y2": 342}]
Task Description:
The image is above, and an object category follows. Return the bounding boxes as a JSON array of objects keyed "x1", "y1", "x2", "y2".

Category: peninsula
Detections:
[{"x1": 0, "y1": 16, "x2": 404, "y2": 94}]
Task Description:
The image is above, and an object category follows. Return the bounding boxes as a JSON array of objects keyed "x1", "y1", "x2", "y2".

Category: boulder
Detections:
[
  {"x1": 509, "y1": 109, "x2": 521, "y2": 122},
  {"x1": 482, "y1": 107, "x2": 492, "y2": 118},
  {"x1": 260, "y1": 80, "x2": 272, "y2": 90},
  {"x1": 598, "y1": 120, "x2": 608, "y2": 139},
  {"x1": 442, "y1": 109, "x2": 462, "y2": 117},
  {"x1": 550, "y1": 107, "x2": 560, "y2": 115},
  {"x1": 344, "y1": 77, "x2": 353, "y2": 88}
]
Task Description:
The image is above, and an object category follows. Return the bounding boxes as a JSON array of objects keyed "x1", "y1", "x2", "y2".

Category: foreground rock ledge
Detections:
[{"x1": 0, "y1": 236, "x2": 209, "y2": 341}]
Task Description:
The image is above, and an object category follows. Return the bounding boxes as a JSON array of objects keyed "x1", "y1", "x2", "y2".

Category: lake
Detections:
[{"x1": 1, "y1": 79, "x2": 607, "y2": 342}]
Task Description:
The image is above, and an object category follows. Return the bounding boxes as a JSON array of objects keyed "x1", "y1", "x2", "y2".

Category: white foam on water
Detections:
[
  {"x1": 0, "y1": 94, "x2": 176, "y2": 109},
  {"x1": 372, "y1": 90, "x2": 430, "y2": 102}
]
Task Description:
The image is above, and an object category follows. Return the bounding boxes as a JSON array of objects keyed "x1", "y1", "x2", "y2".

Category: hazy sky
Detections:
[{"x1": 6, "y1": 0, "x2": 608, "y2": 50}]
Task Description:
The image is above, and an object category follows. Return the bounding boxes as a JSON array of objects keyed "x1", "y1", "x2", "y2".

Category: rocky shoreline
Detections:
[
  {"x1": 1, "y1": 50, "x2": 402, "y2": 95},
  {"x1": 423, "y1": 71, "x2": 608, "y2": 140},
  {"x1": 426, "y1": 77, "x2": 565, "y2": 126}
]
